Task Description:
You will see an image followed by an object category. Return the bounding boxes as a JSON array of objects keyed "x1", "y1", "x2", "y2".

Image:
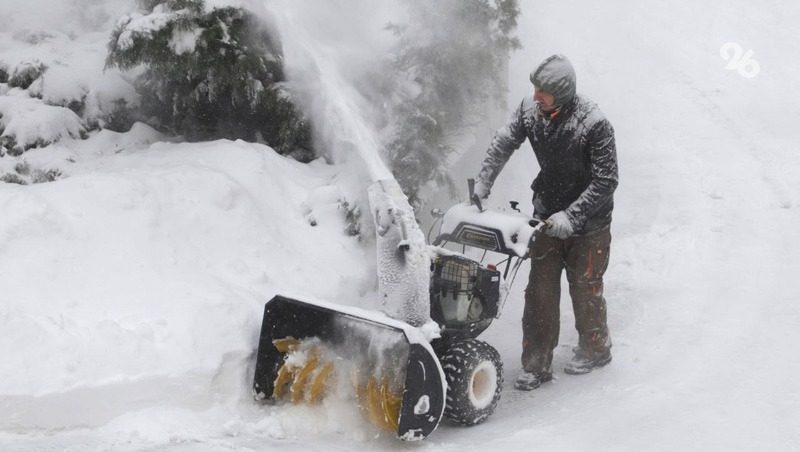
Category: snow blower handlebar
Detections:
[
  {"x1": 466, "y1": 178, "x2": 552, "y2": 233},
  {"x1": 467, "y1": 178, "x2": 484, "y2": 212},
  {"x1": 465, "y1": 178, "x2": 551, "y2": 235}
]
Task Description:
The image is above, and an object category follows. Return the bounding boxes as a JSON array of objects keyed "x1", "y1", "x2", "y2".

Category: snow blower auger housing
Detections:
[{"x1": 252, "y1": 295, "x2": 447, "y2": 441}]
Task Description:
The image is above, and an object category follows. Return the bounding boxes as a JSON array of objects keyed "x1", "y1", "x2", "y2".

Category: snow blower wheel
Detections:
[{"x1": 439, "y1": 339, "x2": 503, "y2": 425}]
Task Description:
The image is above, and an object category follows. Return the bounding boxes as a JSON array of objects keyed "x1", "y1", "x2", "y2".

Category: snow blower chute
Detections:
[{"x1": 253, "y1": 179, "x2": 543, "y2": 440}]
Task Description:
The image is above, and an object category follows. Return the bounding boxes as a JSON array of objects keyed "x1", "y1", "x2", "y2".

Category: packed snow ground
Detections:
[{"x1": 2, "y1": 0, "x2": 800, "y2": 451}]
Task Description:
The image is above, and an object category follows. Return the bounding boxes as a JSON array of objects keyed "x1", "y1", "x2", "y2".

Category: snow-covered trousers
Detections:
[{"x1": 521, "y1": 226, "x2": 612, "y2": 373}]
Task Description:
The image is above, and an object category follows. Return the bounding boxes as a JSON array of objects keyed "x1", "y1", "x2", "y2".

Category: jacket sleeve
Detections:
[
  {"x1": 564, "y1": 118, "x2": 618, "y2": 228},
  {"x1": 476, "y1": 100, "x2": 528, "y2": 192}
]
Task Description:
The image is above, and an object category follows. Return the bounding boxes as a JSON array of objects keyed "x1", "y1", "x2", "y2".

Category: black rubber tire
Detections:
[{"x1": 439, "y1": 339, "x2": 503, "y2": 425}]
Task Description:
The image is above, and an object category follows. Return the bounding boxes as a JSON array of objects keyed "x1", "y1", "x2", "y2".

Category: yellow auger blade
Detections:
[
  {"x1": 290, "y1": 354, "x2": 320, "y2": 403},
  {"x1": 273, "y1": 362, "x2": 295, "y2": 400},
  {"x1": 273, "y1": 337, "x2": 300, "y2": 353},
  {"x1": 365, "y1": 376, "x2": 392, "y2": 432},
  {"x1": 308, "y1": 361, "x2": 335, "y2": 404},
  {"x1": 380, "y1": 377, "x2": 402, "y2": 431},
  {"x1": 361, "y1": 374, "x2": 403, "y2": 433},
  {"x1": 269, "y1": 334, "x2": 404, "y2": 435},
  {"x1": 254, "y1": 296, "x2": 446, "y2": 440}
]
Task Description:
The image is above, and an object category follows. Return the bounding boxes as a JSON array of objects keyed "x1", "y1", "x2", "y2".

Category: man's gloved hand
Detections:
[
  {"x1": 545, "y1": 211, "x2": 574, "y2": 239},
  {"x1": 473, "y1": 181, "x2": 489, "y2": 200}
]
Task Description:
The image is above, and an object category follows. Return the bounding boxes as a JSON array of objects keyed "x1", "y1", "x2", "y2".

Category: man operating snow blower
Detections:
[{"x1": 473, "y1": 54, "x2": 619, "y2": 391}]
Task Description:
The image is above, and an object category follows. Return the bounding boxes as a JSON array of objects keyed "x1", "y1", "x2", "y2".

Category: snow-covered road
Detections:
[{"x1": 471, "y1": 1, "x2": 800, "y2": 450}]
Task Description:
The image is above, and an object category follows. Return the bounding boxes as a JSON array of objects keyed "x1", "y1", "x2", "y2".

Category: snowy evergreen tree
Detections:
[
  {"x1": 106, "y1": 0, "x2": 313, "y2": 160},
  {"x1": 381, "y1": 0, "x2": 520, "y2": 207}
]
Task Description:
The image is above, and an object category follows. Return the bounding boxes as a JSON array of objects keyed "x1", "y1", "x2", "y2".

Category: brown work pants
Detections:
[{"x1": 522, "y1": 226, "x2": 612, "y2": 373}]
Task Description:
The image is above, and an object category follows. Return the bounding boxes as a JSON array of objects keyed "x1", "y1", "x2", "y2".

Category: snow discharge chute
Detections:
[{"x1": 368, "y1": 179, "x2": 433, "y2": 326}]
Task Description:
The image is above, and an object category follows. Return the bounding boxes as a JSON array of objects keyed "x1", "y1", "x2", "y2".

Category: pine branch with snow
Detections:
[{"x1": 105, "y1": 0, "x2": 314, "y2": 160}]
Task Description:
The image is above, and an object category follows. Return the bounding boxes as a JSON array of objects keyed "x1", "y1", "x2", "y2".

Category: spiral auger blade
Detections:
[
  {"x1": 271, "y1": 336, "x2": 405, "y2": 433},
  {"x1": 352, "y1": 371, "x2": 403, "y2": 433},
  {"x1": 253, "y1": 295, "x2": 447, "y2": 441},
  {"x1": 270, "y1": 338, "x2": 336, "y2": 404}
]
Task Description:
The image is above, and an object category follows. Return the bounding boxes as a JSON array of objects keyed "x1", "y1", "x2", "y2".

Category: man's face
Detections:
[{"x1": 533, "y1": 86, "x2": 557, "y2": 114}]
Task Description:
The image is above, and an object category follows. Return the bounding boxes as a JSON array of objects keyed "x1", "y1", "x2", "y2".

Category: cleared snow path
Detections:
[{"x1": 439, "y1": 1, "x2": 800, "y2": 451}]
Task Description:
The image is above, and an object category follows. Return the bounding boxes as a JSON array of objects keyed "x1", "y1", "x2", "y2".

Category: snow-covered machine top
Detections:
[{"x1": 438, "y1": 203, "x2": 536, "y2": 258}]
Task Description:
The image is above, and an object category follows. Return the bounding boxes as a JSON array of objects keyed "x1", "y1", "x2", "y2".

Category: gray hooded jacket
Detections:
[{"x1": 477, "y1": 57, "x2": 618, "y2": 235}]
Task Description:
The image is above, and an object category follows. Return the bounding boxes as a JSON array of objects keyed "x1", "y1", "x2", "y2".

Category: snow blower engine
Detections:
[{"x1": 252, "y1": 180, "x2": 542, "y2": 440}]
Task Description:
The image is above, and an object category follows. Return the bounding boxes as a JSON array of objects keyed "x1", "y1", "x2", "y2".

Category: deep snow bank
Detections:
[{"x1": 0, "y1": 126, "x2": 371, "y2": 431}]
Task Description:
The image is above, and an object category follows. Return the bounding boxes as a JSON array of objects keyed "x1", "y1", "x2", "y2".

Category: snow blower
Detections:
[{"x1": 253, "y1": 179, "x2": 543, "y2": 440}]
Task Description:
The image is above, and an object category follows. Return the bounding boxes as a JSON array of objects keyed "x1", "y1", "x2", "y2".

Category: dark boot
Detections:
[
  {"x1": 564, "y1": 347, "x2": 612, "y2": 375},
  {"x1": 514, "y1": 370, "x2": 553, "y2": 390}
]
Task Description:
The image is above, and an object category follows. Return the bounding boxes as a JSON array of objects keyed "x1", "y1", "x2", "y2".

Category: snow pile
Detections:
[
  {"x1": 0, "y1": 95, "x2": 85, "y2": 151},
  {"x1": 0, "y1": 127, "x2": 372, "y2": 438},
  {"x1": 0, "y1": 1, "x2": 138, "y2": 153}
]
